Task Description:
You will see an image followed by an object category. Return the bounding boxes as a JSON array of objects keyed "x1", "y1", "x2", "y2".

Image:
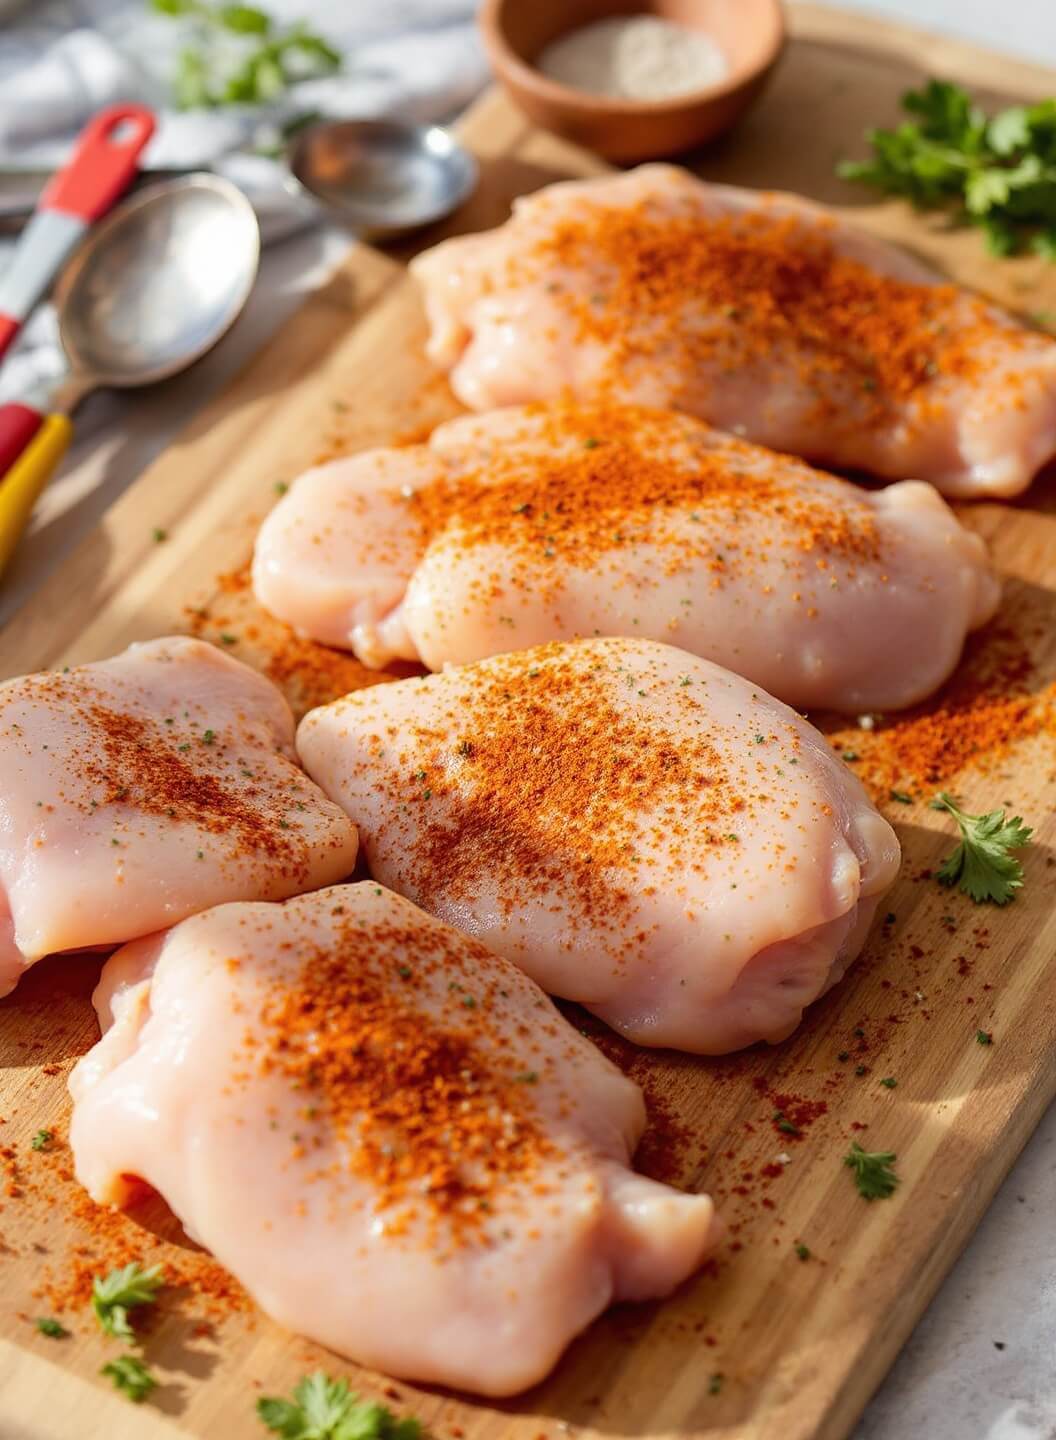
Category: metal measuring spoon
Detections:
[
  {"x1": 285, "y1": 119, "x2": 478, "y2": 240},
  {"x1": 0, "y1": 173, "x2": 259, "y2": 577},
  {"x1": 0, "y1": 119, "x2": 479, "y2": 245}
]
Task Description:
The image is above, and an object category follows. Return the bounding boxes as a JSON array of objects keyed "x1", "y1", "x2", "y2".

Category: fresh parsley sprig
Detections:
[
  {"x1": 102, "y1": 1353, "x2": 158, "y2": 1404},
  {"x1": 150, "y1": 0, "x2": 341, "y2": 110},
  {"x1": 91, "y1": 1262, "x2": 165, "y2": 1343},
  {"x1": 930, "y1": 793, "x2": 1032, "y2": 905},
  {"x1": 257, "y1": 1372, "x2": 422, "y2": 1440},
  {"x1": 844, "y1": 1141, "x2": 899, "y2": 1200},
  {"x1": 839, "y1": 80, "x2": 1056, "y2": 259}
]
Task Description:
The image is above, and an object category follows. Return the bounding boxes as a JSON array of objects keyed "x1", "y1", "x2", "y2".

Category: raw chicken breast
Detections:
[
  {"x1": 411, "y1": 166, "x2": 1056, "y2": 498},
  {"x1": 297, "y1": 639, "x2": 901, "y2": 1053},
  {"x1": 253, "y1": 403, "x2": 997, "y2": 711},
  {"x1": 69, "y1": 882, "x2": 719, "y2": 1395},
  {"x1": 0, "y1": 637, "x2": 358, "y2": 995}
]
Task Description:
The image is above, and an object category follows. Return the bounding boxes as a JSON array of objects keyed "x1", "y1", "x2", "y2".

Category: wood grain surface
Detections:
[{"x1": 2, "y1": 7, "x2": 1056, "y2": 1439}]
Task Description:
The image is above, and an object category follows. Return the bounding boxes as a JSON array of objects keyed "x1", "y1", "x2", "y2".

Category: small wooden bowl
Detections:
[{"x1": 479, "y1": 0, "x2": 784, "y2": 163}]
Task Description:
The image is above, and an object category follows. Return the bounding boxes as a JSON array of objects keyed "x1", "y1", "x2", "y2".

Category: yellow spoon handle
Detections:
[{"x1": 0, "y1": 414, "x2": 73, "y2": 578}]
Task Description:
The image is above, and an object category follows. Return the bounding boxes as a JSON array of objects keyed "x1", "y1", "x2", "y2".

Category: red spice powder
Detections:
[
  {"x1": 823, "y1": 621, "x2": 1056, "y2": 801},
  {"x1": 243, "y1": 910, "x2": 558, "y2": 1242},
  {"x1": 514, "y1": 192, "x2": 1044, "y2": 439}
]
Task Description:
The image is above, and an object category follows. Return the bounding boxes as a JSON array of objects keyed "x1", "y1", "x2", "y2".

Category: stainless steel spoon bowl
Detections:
[
  {"x1": 286, "y1": 119, "x2": 478, "y2": 240},
  {"x1": 53, "y1": 172, "x2": 260, "y2": 400},
  {"x1": 0, "y1": 173, "x2": 260, "y2": 579}
]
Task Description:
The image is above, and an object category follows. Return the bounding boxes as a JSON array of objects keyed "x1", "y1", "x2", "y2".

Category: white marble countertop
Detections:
[{"x1": 2, "y1": 4, "x2": 1055, "y2": 1438}]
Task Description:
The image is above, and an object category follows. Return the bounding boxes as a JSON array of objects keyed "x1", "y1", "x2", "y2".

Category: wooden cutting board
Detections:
[{"x1": 3, "y1": 6, "x2": 1056, "y2": 1439}]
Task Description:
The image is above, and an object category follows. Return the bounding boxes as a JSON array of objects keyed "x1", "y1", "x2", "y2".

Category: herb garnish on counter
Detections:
[
  {"x1": 930, "y1": 793, "x2": 1032, "y2": 905},
  {"x1": 257, "y1": 1372, "x2": 422, "y2": 1440},
  {"x1": 102, "y1": 1354, "x2": 158, "y2": 1404},
  {"x1": 839, "y1": 81, "x2": 1056, "y2": 259},
  {"x1": 91, "y1": 1262, "x2": 165, "y2": 1342},
  {"x1": 150, "y1": 0, "x2": 340, "y2": 110},
  {"x1": 844, "y1": 1142, "x2": 900, "y2": 1200}
]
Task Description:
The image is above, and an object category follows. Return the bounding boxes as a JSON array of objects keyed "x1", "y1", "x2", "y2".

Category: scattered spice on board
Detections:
[
  {"x1": 823, "y1": 620, "x2": 1056, "y2": 801},
  {"x1": 184, "y1": 564, "x2": 400, "y2": 716}
]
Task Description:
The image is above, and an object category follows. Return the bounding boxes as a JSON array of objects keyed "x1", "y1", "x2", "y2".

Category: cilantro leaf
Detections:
[
  {"x1": 903, "y1": 80, "x2": 986, "y2": 150},
  {"x1": 1033, "y1": 227, "x2": 1056, "y2": 260},
  {"x1": 152, "y1": 0, "x2": 340, "y2": 110},
  {"x1": 219, "y1": 4, "x2": 271, "y2": 34},
  {"x1": 91, "y1": 1262, "x2": 164, "y2": 1342},
  {"x1": 102, "y1": 1353, "x2": 158, "y2": 1403},
  {"x1": 256, "y1": 1372, "x2": 422, "y2": 1440},
  {"x1": 839, "y1": 79, "x2": 1056, "y2": 257},
  {"x1": 844, "y1": 1141, "x2": 899, "y2": 1200},
  {"x1": 988, "y1": 105, "x2": 1031, "y2": 156},
  {"x1": 930, "y1": 792, "x2": 1032, "y2": 905}
]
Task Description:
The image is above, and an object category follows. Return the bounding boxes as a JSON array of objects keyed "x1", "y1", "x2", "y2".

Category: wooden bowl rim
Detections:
[{"x1": 479, "y1": 0, "x2": 786, "y2": 116}]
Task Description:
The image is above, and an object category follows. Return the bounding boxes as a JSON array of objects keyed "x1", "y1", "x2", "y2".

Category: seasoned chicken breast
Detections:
[
  {"x1": 297, "y1": 639, "x2": 901, "y2": 1054},
  {"x1": 411, "y1": 166, "x2": 1056, "y2": 498},
  {"x1": 69, "y1": 883, "x2": 719, "y2": 1395},
  {"x1": 252, "y1": 404, "x2": 998, "y2": 712},
  {"x1": 0, "y1": 637, "x2": 358, "y2": 995}
]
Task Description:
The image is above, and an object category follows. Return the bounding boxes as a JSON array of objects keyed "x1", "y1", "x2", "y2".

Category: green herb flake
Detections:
[
  {"x1": 889, "y1": 789, "x2": 913, "y2": 805},
  {"x1": 794, "y1": 1243, "x2": 811, "y2": 1262},
  {"x1": 101, "y1": 1354, "x2": 157, "y2": 1404},
  {"x1": 34, "y1": 1317, "x2": 67, "y2": 1338},
  {"x1": 30, "y1": 1129, "x2": 52, "y2": 1151},
  {"x1": 930, "y1": 792, "x2": 1032, "y2": 904},
  {"x1": 837, "y1": 81, "x2": 1056, "y2": 260},
  {"x1": 91, "y1": 1261, "x2": 164, "y2": 1342},
  {"x1": 256, "y1": 1370, "x2": 422, "y2": 1440},
  {"x1": 879, "y1": 1076, "x2": 898, "y2": 1089},
  {"x1": 976, "y1": 1029, "x2": 994, "y2": 1046},
  {"x1": 844, "y1": 1141, "x2": 899, "y2": 1200}
]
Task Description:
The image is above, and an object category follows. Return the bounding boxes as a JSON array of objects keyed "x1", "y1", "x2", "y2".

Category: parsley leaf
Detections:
[
  {"x1": 91, "y1": 1262, "x2": 164, "y2": 1343},
  {"x1": 151, "y1": 0, "x2": 340, "y2": 110},
  {"x1": 839, "y1": 80, "x2": 1056, "y2": 257},
  {"x1": 930, "y1": 792, "x2": 1032, "y2": 905},
  {"x1": 844, "y1": 1141, "x2": 899, "y2": 1200},
  {"x1": 30, "y1": 1129, "x2": 52, "y2": 1150},
  {"x1": 34, "y1": 1316, "x2": 67, "y2": 1338},
  {"x1": 257, "y1": 1372, "x2": 422, "y2": 1440},
  {"x1": 102, "y1": 1353, "x2": 158, "y2": 1403}
]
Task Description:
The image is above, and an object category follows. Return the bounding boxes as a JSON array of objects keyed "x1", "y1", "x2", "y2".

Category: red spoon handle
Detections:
[
  {"x1": 41, "y1": 104, "x2": 156, "y2": 222},
  {"x1": 0, "y1": 403, "x2": 44, "y2": 480},
  {"x1": 0, "y1": 315, "x2": 19, "y2": 364}
]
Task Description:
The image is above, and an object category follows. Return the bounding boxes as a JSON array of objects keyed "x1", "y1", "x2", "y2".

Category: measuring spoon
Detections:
[{"x1": 0, "y1": 173, "x2": 259, "y2": 577}]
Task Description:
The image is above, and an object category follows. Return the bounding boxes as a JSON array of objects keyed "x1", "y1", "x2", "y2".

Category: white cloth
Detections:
[{"x1": 0, "y1": 0, "x2": 486, "y2": 397}]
